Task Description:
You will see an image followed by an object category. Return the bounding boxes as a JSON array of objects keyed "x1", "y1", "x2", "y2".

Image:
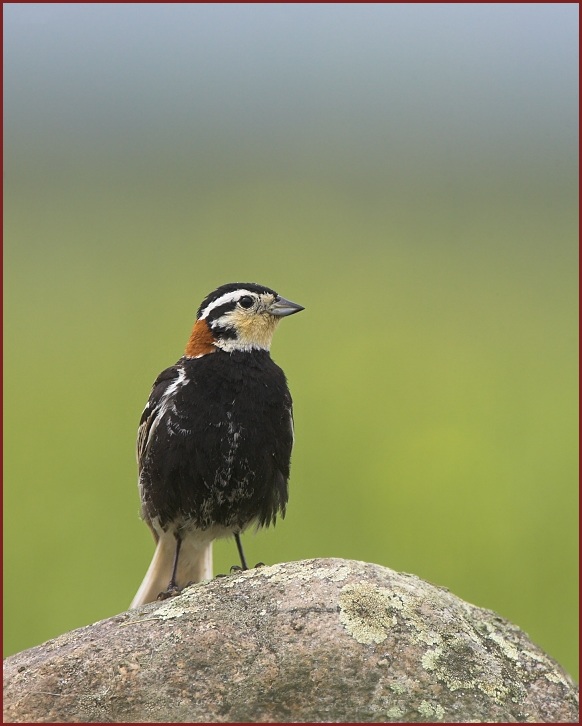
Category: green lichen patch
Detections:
[
  {"x1": 386, "y1": 705, "x2": 405, "y2": 718},
  {"x1": 417, "y1": 699, "x2": 445, "y2": 720},
  {"x1": 481, "y1": 620, "x2": 520, "y2": 662},
  {"x1": 149, "y1": 589, "x2": 204, "y2": 621},
  {"x1": 421, "y1": 641, "x2": 516, "y2": 704},
  {"x1": 338, "y1": 583, "x2": 397, "y2": 644}
]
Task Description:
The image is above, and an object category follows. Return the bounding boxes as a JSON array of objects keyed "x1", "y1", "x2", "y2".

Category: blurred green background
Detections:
[{"x1": 4, "y1": 4, "x2": 578, "y2": 679}]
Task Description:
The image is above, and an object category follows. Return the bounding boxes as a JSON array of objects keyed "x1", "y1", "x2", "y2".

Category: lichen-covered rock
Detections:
[{"x1": 3, "y1": 558, "x2": 578, "y2": 722}]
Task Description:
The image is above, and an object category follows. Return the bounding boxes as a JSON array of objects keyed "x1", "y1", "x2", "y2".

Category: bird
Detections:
[{"x1": 130, "y1": 282, "x2": 304, "y2": 608}]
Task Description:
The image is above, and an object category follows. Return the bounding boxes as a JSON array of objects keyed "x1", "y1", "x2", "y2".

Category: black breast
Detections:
[{"x1": 138, "y1": 350, "x2": 294, "y2": 532}]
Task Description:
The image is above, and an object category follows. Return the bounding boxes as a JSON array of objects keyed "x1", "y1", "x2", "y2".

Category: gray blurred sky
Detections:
[{"x1": 4, "y1": 3, "x2": 578, "y2": 173}]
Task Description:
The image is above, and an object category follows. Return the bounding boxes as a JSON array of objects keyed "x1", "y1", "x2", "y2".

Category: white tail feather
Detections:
[{"x1": 130, "y1": 532, "x2": 213, "y2": 608}]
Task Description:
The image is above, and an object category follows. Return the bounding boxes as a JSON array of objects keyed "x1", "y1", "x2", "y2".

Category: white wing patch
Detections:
[{"x1": 141, "y1": 367, "x2": 188, "y2": 455}]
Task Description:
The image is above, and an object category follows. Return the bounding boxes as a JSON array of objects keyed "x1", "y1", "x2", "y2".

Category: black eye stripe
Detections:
[
  {"x1": 205, "y1": 295, "x2": 256, "y2": 322},
  {"x1": 205, "y1": 302, "x2": 237, "y2": 322},
  {"x1": 196, "y1": 282, "x2": 278, "y2": 318}
]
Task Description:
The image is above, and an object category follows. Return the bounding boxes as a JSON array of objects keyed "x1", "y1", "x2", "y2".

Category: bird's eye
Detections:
[{"x1": 238, "y1": 295, "x2": 254, "y2": 309}]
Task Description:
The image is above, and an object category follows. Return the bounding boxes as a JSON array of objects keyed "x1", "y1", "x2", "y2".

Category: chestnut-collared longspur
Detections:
[{"x1": 131, "y1": 282, "x2": 304, "y2": 607}]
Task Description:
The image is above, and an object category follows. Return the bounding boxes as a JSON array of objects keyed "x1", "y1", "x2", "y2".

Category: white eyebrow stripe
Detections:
[{"x1": 199, "y1": 289, "x2": 257, "y2": 319}]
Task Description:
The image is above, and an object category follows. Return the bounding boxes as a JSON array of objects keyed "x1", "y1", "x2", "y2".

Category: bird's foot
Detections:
[
  {"x1": 216, "y1": 562, "x2": 265, "y2": 578},
  {"x1": 156, "y1": 584, "x2": 182, "y2": 601},
  {"x1": 228, "y1": 562, "x2": 265, "y2": 574}
]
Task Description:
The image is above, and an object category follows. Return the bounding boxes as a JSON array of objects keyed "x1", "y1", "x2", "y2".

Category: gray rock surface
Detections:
[{"x1": 3, "y1": 558, "x2": 578, "y2": 722}]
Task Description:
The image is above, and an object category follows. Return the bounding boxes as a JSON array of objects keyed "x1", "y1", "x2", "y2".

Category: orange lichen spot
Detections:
[{"x1": 184, "y1": 319, "x2": 216, "y2": 358}]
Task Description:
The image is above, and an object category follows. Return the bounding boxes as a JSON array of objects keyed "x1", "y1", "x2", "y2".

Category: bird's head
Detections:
[{"x1": 185, "y1": 283, "x2": 304, "y2": 357}]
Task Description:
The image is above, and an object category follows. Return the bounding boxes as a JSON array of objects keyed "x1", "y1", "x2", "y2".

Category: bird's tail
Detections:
[{"x1": 130, "y1": 533, "x2": 213, "y2": 608}]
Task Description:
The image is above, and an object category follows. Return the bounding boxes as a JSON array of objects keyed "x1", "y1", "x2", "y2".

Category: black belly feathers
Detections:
[{"x1": 138, "y1": 350, "x2": 293, "y2": 533}]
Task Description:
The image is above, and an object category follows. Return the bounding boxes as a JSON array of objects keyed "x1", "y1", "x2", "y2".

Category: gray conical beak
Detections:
[{"x1": 269, "y1": 296, "x2": 305, "y2": 317}]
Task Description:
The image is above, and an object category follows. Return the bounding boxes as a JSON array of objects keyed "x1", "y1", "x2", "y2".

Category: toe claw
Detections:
[{"x1": 156, "y1": 584, "x2": 181, "y2": 601}]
